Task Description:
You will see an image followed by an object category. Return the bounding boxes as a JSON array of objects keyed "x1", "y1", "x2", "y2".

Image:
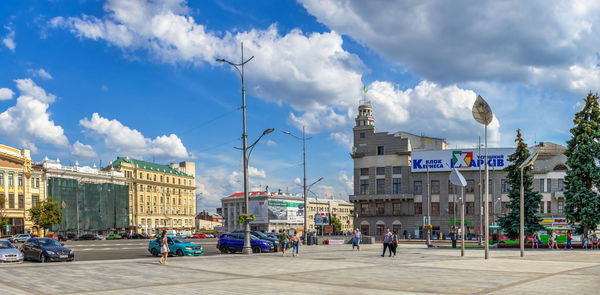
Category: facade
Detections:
[
  {"x1": 221, "y1": 191, "x2": 354, "y2": 233},
  {"x1": 0, "y1": 144, "x2": 43, "y2": 236},
  {"x1": 349, "y1": 101, "x2": 568, "y2": 238},
  {"x1": 195, "y1": 211, "x2": 223, "y2": 230},
  {"x1": 105, "y1": 157, "x2": 196, "y2": 234},
  {"x1": 37, "y1": 159, "x2": 129, "y2": 235}
]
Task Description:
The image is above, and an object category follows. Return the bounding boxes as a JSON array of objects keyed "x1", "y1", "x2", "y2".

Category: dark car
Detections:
[
  {"x1": 56, "y1": 234, "x2": 68, "y2": 242},
  {"x1": 233, "y1": 230, "x2": 280, "y2": 251},
  {"x1": 217, "y1": 233, "x2": 273, "y2": 253},
  {"x1": 78, "y1": 234, "x2": 99, "y2": 240},
  {"x1": 130, "y1": 233, "x2": 148, "y2": 239},
  {"x1": 21, "y1": 238, "x2": 74, "y2": 262}
]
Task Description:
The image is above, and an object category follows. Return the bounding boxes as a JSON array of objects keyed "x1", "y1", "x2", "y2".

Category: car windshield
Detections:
[
  {"x1": 37, "y1": 238, "x2": 61, "y2": 247},
  {"x1": 253, "y1": 232, "x2": 269, "y2": 239},
  {"x1": 0, "y1": 241, "x2": 15, "y2": 249},
  {"x1": 172, "y1": 237, "x2": 188, "y2": 243}
]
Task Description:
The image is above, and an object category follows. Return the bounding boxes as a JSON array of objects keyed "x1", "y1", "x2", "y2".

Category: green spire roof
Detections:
[{"x1": 107, "y1": 157, "x2": 193, "y2": 177}]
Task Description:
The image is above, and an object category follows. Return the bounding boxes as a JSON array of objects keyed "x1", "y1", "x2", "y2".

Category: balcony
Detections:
[{"x1": 350, "y1": 152, "x2": 365, "y2": 159}]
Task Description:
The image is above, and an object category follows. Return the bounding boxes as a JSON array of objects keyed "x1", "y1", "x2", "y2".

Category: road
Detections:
[{"x1": 18, "y1": 238, "x2": 221, "y2": 263}]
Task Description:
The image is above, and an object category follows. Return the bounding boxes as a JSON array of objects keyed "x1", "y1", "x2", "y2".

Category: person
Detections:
[
  {"x1": 279, "y1": 230, "x2": 289, "y2": 256},
  {"x1": 353, "y1": 228, "x2": 361, "y2": 251},
  {"x1": 389, "y1": 230, "x2": 399, "y2": 257},
  {"x1": 532, "y1": 233, "x2": 539, "y2": 248},
  {"x1": 290, "y1": 231, "x2": 300, "y2": 257},
  {"x1": 592, "y1": 234, "x2": 598, "y2": 249},
  {"x1": 550, "y1": 231, "x2": 558, "y2": 249},
  {"x1": 159, "y1": 230, "x2": 169, "y2": 265},
  {"x1": 312, "y1": 231, "x2": 317, "y2": 246},
  {"x1": 403, "y1": 230, "x2": 408, "y2": 240},
  {"x1": 381, "y1": 228, "x2": 392, "y2": 257},
  {"x1": 583, "y1": 234, "x2": 589, "y2": 249},
  {"x1": 565, "y1": 230, "x2": 573, "y2": 249}
]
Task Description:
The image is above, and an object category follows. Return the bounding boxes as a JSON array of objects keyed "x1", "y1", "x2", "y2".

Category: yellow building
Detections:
[
  {"x1": 105, "y1": 157, "x2": 196, "y2": 234},
  {"x1": 306, "y1": 198, "x2": 354, "y2": 234},
  {"x1": 0, "y1": 144, "x2": 45, "y2": 236}
]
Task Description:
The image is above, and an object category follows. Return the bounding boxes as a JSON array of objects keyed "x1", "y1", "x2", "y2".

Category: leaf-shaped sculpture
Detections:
[{"x1": 472, "y1": 95, "x2": 493, "y2": 126}]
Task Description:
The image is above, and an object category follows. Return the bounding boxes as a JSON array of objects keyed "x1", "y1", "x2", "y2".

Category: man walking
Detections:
[
  {"x1": 381, "y1": 228, "x2": 392, "y2": 257},
  {"x1": 565, "y1": 230, "x2": 573, "y2": 249}
]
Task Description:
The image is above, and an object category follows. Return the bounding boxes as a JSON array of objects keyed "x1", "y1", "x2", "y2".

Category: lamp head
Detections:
[
  {"x1": 263, "y1": 128, "x2": 275, "y2": 135},
  {"x1": 215, "y1": 58, "x2": 226, "y2": 62},
  {"x1": 282, "y1": 131, "x2": 291, "y2": 135}
]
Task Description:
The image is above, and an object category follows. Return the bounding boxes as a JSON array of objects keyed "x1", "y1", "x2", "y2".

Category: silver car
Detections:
[{"x1": 0, "y1": 240, "x2": 24, "y2": 263}]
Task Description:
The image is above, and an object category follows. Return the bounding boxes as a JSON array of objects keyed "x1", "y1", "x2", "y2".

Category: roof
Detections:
[{"x1": 106, "y1": 157, "x2": 192, "y2": 177}]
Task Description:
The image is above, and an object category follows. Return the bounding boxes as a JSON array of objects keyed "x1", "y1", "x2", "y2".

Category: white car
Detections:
[
  {"x1": 9, "y1": 234, "x2": 33, "y2": 243},
  {"x1": 0, "y1": 239, "x2": 24, "y2": 263}
]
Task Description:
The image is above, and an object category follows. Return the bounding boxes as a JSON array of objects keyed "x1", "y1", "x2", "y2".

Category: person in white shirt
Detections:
[{"x1": 381, "y1": 228, "x2": 392, "y2": 257}]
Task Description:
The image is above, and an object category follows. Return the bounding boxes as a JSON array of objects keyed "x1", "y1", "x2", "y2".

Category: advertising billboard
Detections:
[
  {"x1": 411, "y1": 148, "x2": 515, "y2": 172},
  {"x1": 248, "y1": 199, "x2": 304, "y2": 224},
  {"x1": 315, "y1": 212, "x2": 330, "y2": 226}
]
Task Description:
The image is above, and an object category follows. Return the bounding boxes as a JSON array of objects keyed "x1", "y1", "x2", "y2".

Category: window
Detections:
[
  {"x1": 18, "y1": 173, "x2": 23, "y2": 186},
  {"x1": 448, "y1": 202, "x2": 455, "y2": 215},
  {"x1": 547, "y1": 201, "x2": 552, "y2": 214},
  {"x1": 8, "y1": 194, "x2": 14, "y2": 208},
  {"x1": 139, "y1": 172, "x2": 143, "y2": 178},
  {"x1": 431, "y1": 202, "x2": 440, "y2": 215},
  {"x1": 376, "y1": 167, "x2": 385, "y2": 175},
  {"x1": 8, "y1": 172, "x2": 13, "y2": 186},
  {"x1": 392, "y1": 166, "x2": 402, "y2": 174},
  {"x1": 360, "y1": 203, "x2": 368, "y2": 214},
  {"x1": 466, "y1": 202, "x2": 475, "y2": 215},
  {"x1": 359, "y1": 180, "x2": 369, "y2": 194},
  {"x1": 392, "y1": 178, "x2": 402, "y2": 194},
  {"x1": 431, "y1": 180, "x2": 440, "y2": 194},
  {"x1": 538, "y1": 179, "x2": 545, "y2": 192},
  {"x1": 160, "y1": 175, "x2": 164, "y2": 182},
  {"x1": 488, "y1": 179, "x2": 493, "y2": 194},
  {"x1": 360, "y1": 168, "x2": 369, "y2": 176},
  {"x1": 360, "y1": 224, "x2": 369, "y2": 236},
  {"x1": 558, "y1": 179, "x2": 564, "y2": 191},
  {"x1": 392, "y1": 224, "x2": 402, "y2": 234},
  {"x1": 376, "y1": 179, "x2": 385, "y2": 194},
  {"x1": 376, "y1": 203, "x2": 385, "y2": 215},
  {"x1": 448, "y1": 181, "x2": 454, "y2": 194},
  {"x1": 392, "y1": 203, "x2": 401, "y2": 215},
  {"x1": 547, "y1": 179, "x2": 552, "y2": 193},
  {"x1": 414, "y1": 181, "x2": 423, "y2": 194},
  {"x1": 359, "y1": 132, "x2": 365, "y2": 138},
  {"x1": 0, "y1": 171, "x2": 3, "y2": 185},
  {"x1": 18, "y1": 195, "x2": 24, "y2": 209},
  {"x1": 501, "y1": 179, "x2": 509, "y2": 193},
  {"x1": 376, "y1": 224, "x2": 385, "y2": 236},
  {"x1": 466, "y1": 179, "x2": 475, "y2": 193},
  {"x1": 540, "y1": 202, "x2": 545, "y2": 213},
  {"x1": 377, "y1": 146, "x2": 384, "y2": 155},
  {"x1": 558, "y1": 200, "x2": 564, "y2": 214},
  {"x1": 140, "y1": 206, "x2": 144, "y2": 213},
  {"x1": 32, "y1": 195, "x2": 39, "y2": 207},
  {"x1": 414, "y1": 202, "x2": 422, "y2": 215}
]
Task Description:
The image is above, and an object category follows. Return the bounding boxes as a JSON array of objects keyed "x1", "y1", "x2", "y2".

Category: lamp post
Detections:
[
  {"x1": 450, "y1": 168, "x2": 467, "y2": 257},
  {"x1": 216, "y1": 42, "x2": 255, "y2": 254},
  {"x1": 519, "y1": 150, "x2": 538, "y2": 257},
  {"x1": 283, "y1": 127, "x2": 312, "y2": 244},
  {"x1": 472, "y1": 95, "x2": 493, "y2": 259}
]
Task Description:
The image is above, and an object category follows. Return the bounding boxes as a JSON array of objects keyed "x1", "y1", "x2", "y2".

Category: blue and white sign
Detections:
[{"x1": 411, "y1": 148, "x2": 515, "y2": 172}]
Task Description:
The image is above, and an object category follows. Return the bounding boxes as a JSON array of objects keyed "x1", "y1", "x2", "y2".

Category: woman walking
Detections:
[
  {"x1": 159, "y1": 230, "x2": 169, "y2": 265},
  {"x1": 389, "y1": 231, "x2": 399, "y2": 257},
  {"x1": 352, "y1": 228, "x2": 361, "y2": 251},
  {"x1": 291, "y1": 231, "x2": 300, "y2": 257}
]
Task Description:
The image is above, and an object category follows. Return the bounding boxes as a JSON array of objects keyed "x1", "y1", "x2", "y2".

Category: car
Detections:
[
  {"x1": 96, "y1": 234, "x2": 105, "y2": 240},
  {"x1": 105, "y1": 234, "x2": 122, "y2": 240},
  {"x1": 178, "y1": 230, "x2": 192, "y2": 238},
  {"x1": 0, "y1": 239, "x2": 24, "y2": 263},
  {"x1": 192, "y1": 233, "x2": 206, "y2": 239},
  {"x1": 118, "y1": 232, "x2": 130, "y2": 239},
  {"x1": 56, "y1": 234, "x2": 68, "y2": 242},
  {"x1": 9, "y1": 234, "x2": 33, "y2": 243},
  {"x1": 217, "y1": 233, "x2": 274, "y2": 254},
  {"x1": 205, "y1": 234, "x2": 215, "y2": 238},
  {"x1": 148, "y1": 236, "x2": 204, "y2": 257},
  {"x1": 45, "y1": 233, "x2": 59, "y2": 241},
  {"x1": 130, "y1": 233, "x2": 148, "y2": 239},
  {"x1": 77, "y1": 234, "x2": 98, "y2": 240},
  {"x1": 233, "y1": 230, "x2": 280, "y2": 251},
  {"x1": 21, "y1": 238, "x2": 74, "y2": 262}
]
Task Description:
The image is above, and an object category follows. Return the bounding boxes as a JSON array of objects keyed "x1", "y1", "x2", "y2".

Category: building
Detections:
[
  {"x1": 221, "y1": 191, "x2": 354, "y2": 233},
  {"x1": 349, "y1": 100, "x2": 568, "y2": 238},
  {"x1": 195, "y1": 211, "x2": 223, "y2": 230},
  {"x1": 36, "y1": 159, "x2": 129, "y2": 235},
  {"x1": 105, "y1": 157, "x2": 196, "y2": 234},
  {"x1": 0, "y1": 144, "x2": 42, "y2": 236}
]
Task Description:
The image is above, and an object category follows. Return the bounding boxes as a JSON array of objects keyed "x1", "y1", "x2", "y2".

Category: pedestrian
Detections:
[
  {"x1": 403, "y1": 230, "x2": 407, "y2": 240},
  {"x1": 532, "y1": 233, "x2": 539, "y2": 248},
  {"x1": 312, "y1": 231, "x2": 317, "y2": 246},
  {"x1": 565, "y1": 230, "x2": 573, "y2": 249},
  {"x1": 550, "y1": 231, "x2": 558, "y2": 249},
  {"x1": 158, "y1": 230, "x2": 169, "y2": 265},
  {"x1": 592, "y1": 234, "x2": 598, "y2": 249},
  {"x1": 381, "y1": 228, "x2": 392, "y2": 257},
  {"x1": 291, "y1": 231, "x2": 300, "y2": 257},
  {"x1": 389, "y1": 230, "x2": 399, "y2": 257},
  {"x1": 279, "y1": 230, "x2": 289, "y2": 256},
  {"x1": 352, "y1": 228, "x2": 361, "y2": 251},
  {"x1": 583, "y1": 234, "x2": 589, "y2": 249}
]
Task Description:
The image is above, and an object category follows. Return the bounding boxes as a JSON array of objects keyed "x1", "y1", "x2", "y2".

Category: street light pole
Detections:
[
  {"x1": 216, "y1": 42, "x2": 255, "y2": 255},
  {"x1": 519, "y1": 151, "x2": 538, "y2": 257}
]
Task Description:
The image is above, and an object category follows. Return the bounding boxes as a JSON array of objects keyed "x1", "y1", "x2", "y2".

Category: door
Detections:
[{"x1": 231, "y1": 234, "x2": 244, "y2": 249}]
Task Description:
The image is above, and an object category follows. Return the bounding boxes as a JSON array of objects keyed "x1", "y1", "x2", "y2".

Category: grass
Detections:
[{"x1": 437, "y1": 245, "x2": 484, "y2": 248}]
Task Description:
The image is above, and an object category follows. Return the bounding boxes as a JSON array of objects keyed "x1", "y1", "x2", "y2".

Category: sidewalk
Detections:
[{"x1": 1, "y1": 243, "x2": 599, "y2": 294}]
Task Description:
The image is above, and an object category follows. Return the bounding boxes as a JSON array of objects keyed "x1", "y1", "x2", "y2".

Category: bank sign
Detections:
[{"x1": 411, "y1": 148, "x2": 515, "y2": 172}]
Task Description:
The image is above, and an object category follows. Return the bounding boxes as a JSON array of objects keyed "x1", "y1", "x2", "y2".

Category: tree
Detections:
[
  {"x1": 330, "y1": 215, "x2": 342, "y2": 233},
  {"x1": 564, "y1": 92, "x2": 600, "y2": 235},
  {"x1": 497, "y1": 129, "x2": 543, "y2": 239},
  {"x1": 0, "y1": 195, "x2": 7, "y2": 236},
  {"x1": 28, "y1": 198, "x2": 63, "y2": 236}
]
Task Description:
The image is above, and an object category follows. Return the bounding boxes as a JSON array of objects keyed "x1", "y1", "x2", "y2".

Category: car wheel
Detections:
[
  {"x1": 219, "y1": 245, "x2": 229, "y2": 254},
  {"x1": 252, "y1": 246, "x2": 262, "y2": 253},
  {"x1": 176, "y1": 249, "x2": 184, "y2": 256},
  {"x1": 39, "y1": 254, "x2": 47, "y2": 263},
  {"x1": 151, "y1": 248, "x2": 159, "y2": 257}
]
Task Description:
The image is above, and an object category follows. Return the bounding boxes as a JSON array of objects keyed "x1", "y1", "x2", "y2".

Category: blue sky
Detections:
[{"x1": 0, "y1": 1, "x2": 597, "y2": 211}]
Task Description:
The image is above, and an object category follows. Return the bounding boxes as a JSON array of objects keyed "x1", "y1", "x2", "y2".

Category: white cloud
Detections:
[
  {"x1": 2, "y1": 25, "x2": 15, "y2": 51},
  {"x1": 329, "y1": 131, "x2": 352, "y2": 150},
  {"x1": 0, "y1": 88, "x2": 14, "y2": 100},
  {"x1": 0, "y1": 79, "x2": 68, "y2": 152},
  {"x1": 29, "y1": 68, "x2": 53, "y2": 80},
  {"x1": 71, "y1": 141, "x2": 98, "y2": 158},
  {"x1": 265, "y1": 139, "x2": 277, "y2": 147},
  {"x1": 79, "y1": 113, "x2": 190, "y2": 160},
  {"x1": 100, "y1": 84, "x2": 109, "y2": 91}
]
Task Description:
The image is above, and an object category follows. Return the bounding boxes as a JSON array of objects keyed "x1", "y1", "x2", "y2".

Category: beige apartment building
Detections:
[
  {"x1": 105, "y1": 157, "x2": 196, "y2": 234},
  {"x1": 306, "y1": 198, "x2": 354, "y2": 233}
]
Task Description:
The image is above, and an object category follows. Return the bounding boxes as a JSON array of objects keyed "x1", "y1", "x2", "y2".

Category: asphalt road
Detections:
[{"x1": 16, "y1": 238, "x2": 221, "y2": 263}]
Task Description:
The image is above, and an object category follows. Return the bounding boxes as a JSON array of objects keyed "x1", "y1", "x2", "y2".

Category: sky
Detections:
[{"x1": 0, "y1": 0, "x2": 598, "y2": 212}]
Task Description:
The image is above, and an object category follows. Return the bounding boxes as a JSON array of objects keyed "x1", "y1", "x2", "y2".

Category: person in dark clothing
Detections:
[
  {"x1": 390, "y1": 231, "x2": 399, "y2": 257},
  {"x1": 381, "y1": 228, "x2": 392, "y2": 257}
]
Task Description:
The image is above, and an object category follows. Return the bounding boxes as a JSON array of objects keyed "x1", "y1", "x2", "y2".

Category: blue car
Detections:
[
  {"x1": 217, "y1": 233, "x2": 274, "y2": 253},
  {"x1": 148, "y1": 236, "x2": 204, "y2": 257}
]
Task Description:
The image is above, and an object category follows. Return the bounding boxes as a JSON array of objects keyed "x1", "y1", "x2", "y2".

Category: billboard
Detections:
[
  {"x1": 248, "y1": 199, "x2": 304, "y2": 224},
  {"x1": 315, "y1": 212, "x2": 330, "y2": 226},
  {"x1": 411, "y1": 148, "x2": 515, "y2": 172}
]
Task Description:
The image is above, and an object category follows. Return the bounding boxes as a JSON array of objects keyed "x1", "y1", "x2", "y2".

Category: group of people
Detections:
[
  {"x1": 531, "y1": 230, "x2": 600, "y2": 249},
  {"x1": 381, "y1": 228, "x2": 399, "y2": 257},
  {"x1": 278, "y1": 230, "x2": 301, "y2": 257}
]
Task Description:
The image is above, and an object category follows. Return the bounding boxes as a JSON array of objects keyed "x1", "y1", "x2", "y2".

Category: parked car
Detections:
[
  {"x1": 9, "y1": 234, "x2": 33, "y2": 243},
  {"x1": 56, "y1": 234, "x2": 68, "y2": 242},
  {"x1": 148, "y1": 236, "x2": 204, "y2": 257},
  {"x1": 192, "y1": 233, "x2": 206, "y2": 239},
  {"x1": 21, "y1": 238, "x2": 74, "y2": 262},
  {"x1": 118, "y1": 232, "x2": 130, "y2": 239},
  {"x1": 0, "y1": 239, "x2": 24, "y2": 263},
  {"x1": 178, "y1": 230, "x2": 192, "y2": 238},
  {"x1": 233, "y1": 230, "x2": 280, "y2": 251},
  {"x1": 130, "y1": 233, "x2": 148, "y2": 239},
  {"x1": 45, "y1": 233, "x2": 59, "y2": 241},
  {"x1": 78, "y1": 234, "x2": 98, "y2": 240},
  {"x1": 106, "y1": 234, "x2": 123, "y2": 240},
  {"x1": 205, "y1": 234, "x2": 215, "y2": 238},
  {"x1": 217, "y1": 233, "x2": 274, "y2": 253}
]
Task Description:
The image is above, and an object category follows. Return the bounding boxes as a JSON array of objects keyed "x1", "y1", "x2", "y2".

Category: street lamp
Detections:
[
  {"x1": 450, "y1": 168, "x2": 467, "y2": 257},
  {"x1": 283, "y1": 127, "x2": 312, "y2": 244},
  {"x1": 519, "y1": 150, "x2": 538, "y2": 257},
  {"x1": 472, "y1": 94, "x2": 493, "y2": 259},
  {"x1": 216, "y1": 42, "x2": 255, "y2": 255}
]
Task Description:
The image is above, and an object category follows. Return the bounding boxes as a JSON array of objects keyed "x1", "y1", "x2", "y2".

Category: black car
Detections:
[
  {"x1": 21, "y1": 238, "x2": 74, "y2": 262},
  {"x1": 78, "y1": 234, "x2": 98, "y2": 240},
  {"x1": 130, "y1": 233, "x2": 148, "y2": 239}
]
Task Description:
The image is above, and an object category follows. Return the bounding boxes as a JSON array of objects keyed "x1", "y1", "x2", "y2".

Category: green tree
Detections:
[
  {"x1": 564, "y1": 92, "x2": 600, "y2": 235},
  {"x1": 28, "y1": 198, "x2": 63, "y2": 236},
  {"x1": 497, "y1": 129, "x2": 543, "y2": 239},
  {"x1": 331, "y1": 215, "x2": 342, "y2": 233},
  {"x1": 0, "y1": 196, "x2": 8, "y2": 236}
]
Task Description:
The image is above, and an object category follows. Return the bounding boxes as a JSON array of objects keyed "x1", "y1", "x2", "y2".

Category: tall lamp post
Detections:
[
  {"x1": 216, "y1": 42, "x2": 256, "y2": 254},
  {"x1": 519, "y1": 150, "x2": 538, "y2": 257},
  {"x1": 472, "y1": 94, "x2": 493, "y2": 259},
  {"x1": 450, "y1": 168, "x2": 467, "y2": 257},
  {"x1": 283, "y1": 127, "x2": 312, "y2": 243}
]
